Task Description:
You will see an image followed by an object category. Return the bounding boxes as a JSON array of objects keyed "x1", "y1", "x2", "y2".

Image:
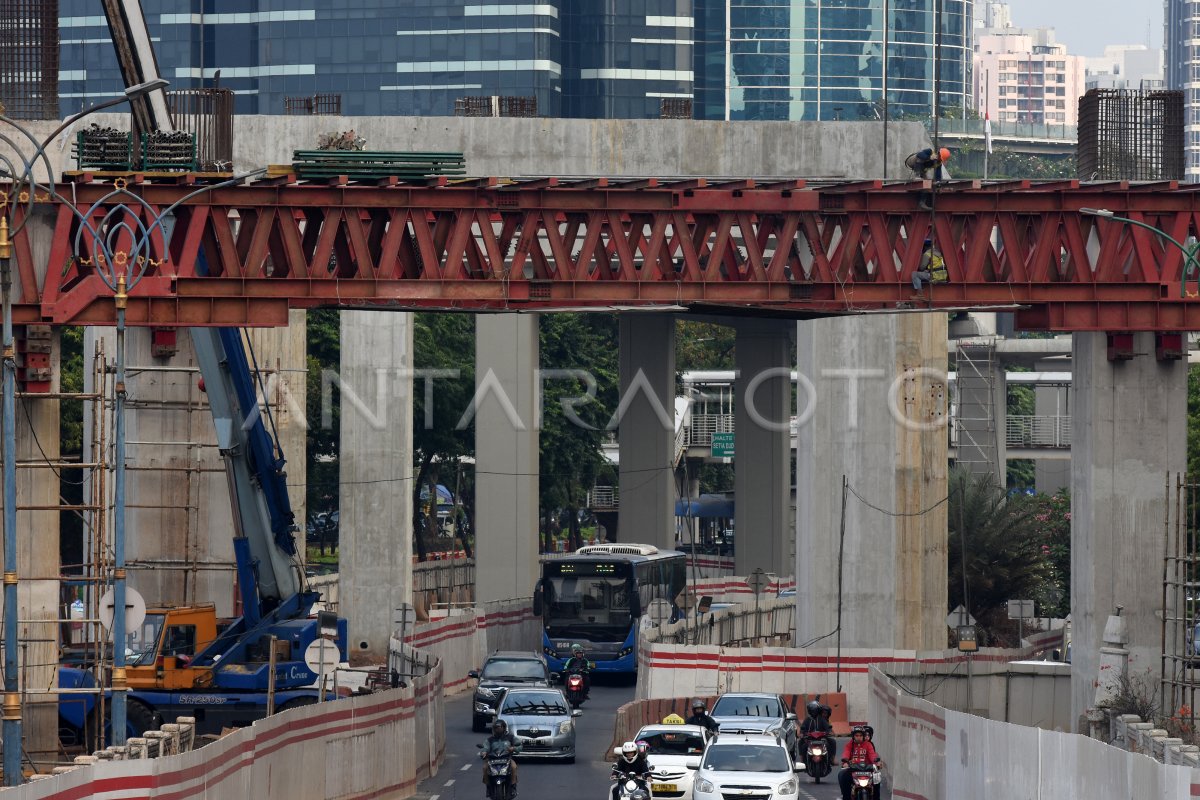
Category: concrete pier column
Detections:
[
  {"x1": 795, "y1": 314, "x2": 948, "y2": 651},
  {"x1": 339, "y1": 311, "x2": 413, "y2": 662},
  {"x1": 474, "y1": 315, "x2": 539, "y2": 602},
  {"x1": 1070, "y1": 332, "x2": 1185, "y2": 731},
  {"x1": 617, "y1": 314, "x2": 676, "y2": 551},
  {"x1": 733, "y1": 320, "x2": 793, "y2": 576}
]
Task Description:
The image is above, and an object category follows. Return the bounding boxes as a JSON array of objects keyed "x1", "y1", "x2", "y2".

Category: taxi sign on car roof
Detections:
[{"x1": 662, "y1": 713, "x2": 685, "y2": 724}]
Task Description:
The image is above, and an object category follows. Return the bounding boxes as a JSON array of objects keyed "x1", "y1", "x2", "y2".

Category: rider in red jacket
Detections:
[{"x1": 838, "y1": 727, "x2": 880, "y2": 800}]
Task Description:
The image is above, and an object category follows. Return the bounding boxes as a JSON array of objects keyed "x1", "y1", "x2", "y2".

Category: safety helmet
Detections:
[
  {"x1": 492, "y1": 720, "x2": 507, "y2": 736},
  {"x1": 819, "y1": 704, "x2": 831, "y2": 718},
  {"x1": 635, "y1": 739, "x2": 649, "y2": 756},
  {"x1": 620, "y1": 741, "x2": 639, "y2": 763},
  {"x1": 938, "y1": 147, "x2": 951, "y2": 162},
  {"x1": 806, "y1": 700, "x2": 821, "y2": 718},
  {"x1": 691, "y1": 698, "x2": 705, "y2": 711},
  {"x1": 571, "y1": 644, "x2": 584, "y2": 655},
  {"x1": 851, "y1": 725, "x2": 866, "y2": 737},
  {"x1": 864, "y1": 725, "x2": 875, "y2": 740}
]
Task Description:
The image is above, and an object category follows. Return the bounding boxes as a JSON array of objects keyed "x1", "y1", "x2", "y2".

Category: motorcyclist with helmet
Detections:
[
  {"x1": 481, "y1": 719, "x2": 520, "y2": 792},
  {"x1": 838, "y1": 726, "x2": 881, "y2": 800},
  {"x1": 685, "y1": 698, "x2": 719, "y2": 733},
  {"x1": 799, "y1": 699, "x2": 836, "y2": 776},
  {"x1": 801, "y1": 700, "x2": 835, "y2": 737},
  {"x1": 563, "y1": 643, "x2": 592, "y2": 698},
  {"x1": 610, "y1": 740, "x2": 651, "y2": 800}
]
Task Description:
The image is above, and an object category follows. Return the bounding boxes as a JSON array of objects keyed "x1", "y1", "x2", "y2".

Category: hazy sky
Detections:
[{"x1": 998, "y1": 0, "x2": 1164, "y2": 57}]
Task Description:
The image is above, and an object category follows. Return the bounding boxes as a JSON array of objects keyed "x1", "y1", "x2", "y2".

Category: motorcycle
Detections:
[
  {"x1": 611, "y1": 772, "x2": 651, "y2": 800},
  {"x1": 802, "y1": 731, "x2": 833, "y2": 782},
  {"x1": 564, "y1": 670, "x2": 587, "y2": 709},
  {"x1": 847, "y1": 762, "x2": 880, "y2": 800},
  {"x1": 477, "y1": 742, "x2": 516, "y2": 800}
]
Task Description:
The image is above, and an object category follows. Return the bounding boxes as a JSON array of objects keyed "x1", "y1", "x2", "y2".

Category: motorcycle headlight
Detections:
[
  {"x1": 557, "y1": 720, "x2": 573, "y2": 735},
  {"x1": 695, "y1": 777, "x2": 715, "y2": 794},
  {"x1": 777, "y1": 778, "x2": 798, "y2": 795}
]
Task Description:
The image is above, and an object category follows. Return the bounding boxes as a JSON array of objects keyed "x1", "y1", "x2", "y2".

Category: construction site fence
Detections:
[
  {"x1": 869, "y1": 667, "x2": 1198, "y2": 800},
  {"x1": 638, "y1": 607, "x2": 1067, "y2": 729},
  {"x1": 401, "y1": 597, "x2": 539, "y2": 695},
  {"x1": 306, "y1": 558, "x2": 476, "y2": 617},
  {"x1": 11, "y1": 642, "x2": 445, "y2": 798},
  {"x1": 646, "y1": 596, "x2": 794, "y2": 648}
]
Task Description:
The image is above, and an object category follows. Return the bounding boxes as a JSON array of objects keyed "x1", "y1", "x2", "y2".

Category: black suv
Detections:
[{"x1": 468, "y1": 651, "x2": 552, "y2": 732}]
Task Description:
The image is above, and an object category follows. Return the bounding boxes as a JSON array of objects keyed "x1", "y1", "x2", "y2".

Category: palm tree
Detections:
[{"x1": 948, "y1": 468, "x2": 1051, "y2": 646}]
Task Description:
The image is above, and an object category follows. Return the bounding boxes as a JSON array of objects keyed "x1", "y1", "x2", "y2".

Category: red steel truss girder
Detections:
[{"x1": 8, "y1": 178, "x2": 1200, "y2": 330}]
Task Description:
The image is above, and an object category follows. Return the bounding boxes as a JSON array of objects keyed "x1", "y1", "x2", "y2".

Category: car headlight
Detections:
[
  {"x1": 618, "y1": 646, "x2": 633, "y2": 657},
  {"x1": 777, "y1": 778, "x2": 798, "y2": 795},
  {"x1": 476, "y1": 687, "x2": 496, "y2": 699},
  {"x1": 543, "y1": 645, "x2": 558, "y2": 659},
  {"x1": 695, "y1": 777, "x2": 715, "y2": 794},
  {"x1": 557, "y1": 720, "x2": 573, "y2": 735}
]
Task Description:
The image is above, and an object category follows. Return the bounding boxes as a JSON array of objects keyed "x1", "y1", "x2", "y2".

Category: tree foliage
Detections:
[
  {"x1": 948, "y1": 469, "x2": 1052, "y2": 645},
  {"x1": 305, "y1": 309, "x2": 340, "y2": 518},
  {"x1": 1025, "y1": 490, "x2": 1071, "y2": 619},
  {"x1": 412, "y1": 312, "x2": 475, "y2": 559},
  {"x1": 539, "y1": 313, "x2": 619, "y2": 550}
]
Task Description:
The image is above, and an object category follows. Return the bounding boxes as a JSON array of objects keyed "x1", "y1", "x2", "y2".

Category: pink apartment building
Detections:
[{"x1": 974, "y1": 32, "x2": 1087, "y2": 126}]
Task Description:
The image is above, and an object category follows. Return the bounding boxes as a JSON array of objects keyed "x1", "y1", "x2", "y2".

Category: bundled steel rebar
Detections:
[{"x1": 1078, "y1": 89, "x2": 1185, "y2": 181}]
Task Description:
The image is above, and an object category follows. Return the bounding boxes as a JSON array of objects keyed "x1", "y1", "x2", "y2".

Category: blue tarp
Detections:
[{"x1": 674, "y1": 494, "x2": 734, "y2": 518}]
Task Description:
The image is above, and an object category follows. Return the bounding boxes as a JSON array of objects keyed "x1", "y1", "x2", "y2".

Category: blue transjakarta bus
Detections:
[{"x1": 534, "y1": 544, "x2": 687, "y2": 675}]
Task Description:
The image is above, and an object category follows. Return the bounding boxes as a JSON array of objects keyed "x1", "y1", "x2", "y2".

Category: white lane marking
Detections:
[
  {"x1": 460, "y1": 763, "x2": 472, "y2": 771},
  {"x1": 444, "y1": 779, "x2": 456, "y2": 787},
  {"x1": 429, "y1": 796, "x2": 439, "y2": 800}
]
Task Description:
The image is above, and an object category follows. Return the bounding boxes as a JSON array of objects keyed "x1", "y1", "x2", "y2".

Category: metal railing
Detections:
[
  {"x1": 587, "y1": 485, "x2": 619, "y2": 510},
  {"x1": 932, "y1": 118, "x2": 1078, "y2": 141},
  {"x1": 684, "y1": 413, "x2": 735, "y2": 447},
  {"x1": 1006, "y1": 415, "x2": 1072, "y2": 448}
]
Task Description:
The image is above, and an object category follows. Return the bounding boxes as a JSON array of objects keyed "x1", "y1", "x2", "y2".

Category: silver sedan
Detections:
[{"x1": 496, "y1": 687, "x2": 582, "y2": 763}]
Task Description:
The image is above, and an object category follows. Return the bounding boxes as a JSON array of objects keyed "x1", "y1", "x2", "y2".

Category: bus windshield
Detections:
[{"x1": 543, "y1": 575, "x2": 632, "y2": 641}]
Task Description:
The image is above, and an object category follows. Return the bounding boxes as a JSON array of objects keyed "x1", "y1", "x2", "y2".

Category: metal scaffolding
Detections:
[{"x1": 1163, "y1": 474, "x2": 1200, "y2": 733}]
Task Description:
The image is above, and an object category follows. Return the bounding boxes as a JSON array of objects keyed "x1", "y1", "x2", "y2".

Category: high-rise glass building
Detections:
[
  {"x1": 57, "y1": 1, "x2": 691, "y2": 119},
  {"x1": 694, "y1": 0, "x2": 973, "y2": 122},
  {"x1": 1165, "y1": 0, "x2": 1200, "y2": 179}
]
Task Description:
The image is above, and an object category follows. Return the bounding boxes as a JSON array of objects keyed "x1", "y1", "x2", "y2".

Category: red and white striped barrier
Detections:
[{"x1": 14, "y1": 663, "x2": 445, "y2": 800}]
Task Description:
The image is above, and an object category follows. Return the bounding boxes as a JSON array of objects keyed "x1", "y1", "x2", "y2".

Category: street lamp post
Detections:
[
  {"x1": 1080, "y1": 207, "x2": 1200, "y2": 298},
  {"x1": 0, "y1": 80, "x2": 164, "y2": 779}
]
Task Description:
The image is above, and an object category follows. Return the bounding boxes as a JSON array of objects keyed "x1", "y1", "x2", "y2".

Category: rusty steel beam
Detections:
[{"x1": 7, "y1": 177, "x2": 1200, "y2": 330}]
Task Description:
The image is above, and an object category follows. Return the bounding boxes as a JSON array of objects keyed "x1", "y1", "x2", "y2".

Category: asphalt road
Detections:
[{"x1": 411, "y1": 684, "x2": 859, "y2": 800}]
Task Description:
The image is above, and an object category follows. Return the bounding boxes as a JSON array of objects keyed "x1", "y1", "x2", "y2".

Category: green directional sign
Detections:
[{"x1": 711, "y1": 432, "x2": 735, "y2": 458}]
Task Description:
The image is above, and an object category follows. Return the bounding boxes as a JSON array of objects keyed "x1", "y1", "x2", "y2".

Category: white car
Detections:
[
  {"x1": 691, "y1": 732, "x2": 803, "y2": 800},
  {"x1": 632, "y1": 723, "x2": 714, "y2": 799}
]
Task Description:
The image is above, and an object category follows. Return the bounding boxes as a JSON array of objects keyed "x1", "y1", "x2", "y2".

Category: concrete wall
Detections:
[
  {"x1": 11, "y1": 115, "x2": 928, "y2": 180},
  {"x1": 229, "y1": 117, "x2": 929, "y2": 179},
  {"x1": 869, "y1": 668, "x2": 1199, "y2": 800},
  {"x1": 795, "y1": 313, "x2": 949, "y2": 652}
]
